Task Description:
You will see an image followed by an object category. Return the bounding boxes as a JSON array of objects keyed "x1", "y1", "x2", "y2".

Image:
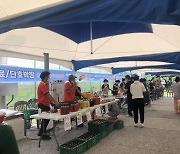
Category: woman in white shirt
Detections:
[
  {"x1": 130, "y1": 75, "x2": 146, "y2": 128},
  {"x1": 172, "y1": 76, "x2": 180, "y2": 113}
]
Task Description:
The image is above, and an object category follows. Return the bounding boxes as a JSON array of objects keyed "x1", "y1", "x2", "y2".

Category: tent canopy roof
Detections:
[
  {"x1": 112, "y1": 63, "x2": 180, "y2": 74},
  {"x1": 0, "y1": 0, "x2": 180, "y2": 33},
  {"x1": 0, "y1": 0, "x2": 180, "y2": 73},
  {"x1": 0, "y1": 0, "x2": 69, "y2": 21}
]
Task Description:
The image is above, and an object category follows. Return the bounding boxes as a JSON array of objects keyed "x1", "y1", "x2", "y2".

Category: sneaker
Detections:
[
  {"x1": 140, "y1": 123, "x2": 144, "y2": 128},
  {"x1": 134, "y1": 123, "x2": 138, "y2": 127},
  {"x1": 41, "y1": 135, "x2": 51, "y2": 140}
]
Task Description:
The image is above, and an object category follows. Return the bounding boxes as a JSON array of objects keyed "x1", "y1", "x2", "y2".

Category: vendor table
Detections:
[{"x1": 30, "y1": 99, "x2": 118, "y2": 150}]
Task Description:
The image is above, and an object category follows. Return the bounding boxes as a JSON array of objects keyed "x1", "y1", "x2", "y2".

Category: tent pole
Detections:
[
  {"x1": 72, "y1": 61, "x2": 77, "y2": 78},
  {"x1": 90, "y1": 21, "x2": 93, "y2": 54},
  {"x1": 44, "y1": 52, "x2": 49, "y2": 71}
]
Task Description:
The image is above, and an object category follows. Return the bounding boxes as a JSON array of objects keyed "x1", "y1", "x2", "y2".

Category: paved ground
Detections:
[{"x1": 18, "y1": 97, "x2": 180, "y2": 154}]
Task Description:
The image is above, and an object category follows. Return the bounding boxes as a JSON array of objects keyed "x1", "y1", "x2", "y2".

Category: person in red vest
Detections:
[
  {"x1": 63, "y1": 75, "x2": 84, "y2": 102},
  {"x1": 37, "y1": 71, "x2": 59, "y2": 140}
]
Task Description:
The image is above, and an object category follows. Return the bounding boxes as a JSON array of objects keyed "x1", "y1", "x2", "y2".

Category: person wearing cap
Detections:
[
  {"x1": 37, "y1": 71, "x2": 59, "y2": 140},
  {"x1": 63, "y1": 75, "x2": 84, "y2": 102}
]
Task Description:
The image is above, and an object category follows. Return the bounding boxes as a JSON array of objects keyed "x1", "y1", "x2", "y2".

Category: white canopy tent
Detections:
[
  {"x1": 0, "y1": 25, "x2": 179, "y2": 71},
  {"x1": 0, "y1": 0, "x2": 71, "y2": 21},
  {"x1": 0, "y1": 1, "x2": 179, "y2": 74}
]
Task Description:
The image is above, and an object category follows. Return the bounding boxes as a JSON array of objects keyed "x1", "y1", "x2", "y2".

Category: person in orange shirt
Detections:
[
  {"x1": 37, "y1": 71, "x2": 59, "y2": 140},
  {"x1": 63, "y1": 75, "x2": 83, "y2": 102}
]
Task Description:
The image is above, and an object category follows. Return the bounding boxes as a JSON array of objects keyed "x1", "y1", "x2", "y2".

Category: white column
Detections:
[{"x1": 43, "y1": 52, "x2": 49, "y2": 71}]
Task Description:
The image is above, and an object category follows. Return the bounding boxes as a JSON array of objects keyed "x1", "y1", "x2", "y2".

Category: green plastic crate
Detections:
[
  {"x1": 98, "y1": 129, "x2": 108, "y2": 140},
  {"x1": 77, "y1": 132, "x2": 99, "y2": 149},
  {"x1": 88, "y1": 119, "x2": 108, "y2": 133},
  {"x1": 107, "y1": 123, "x2": 114, "y2": 134},
  {"x1": 60, "y1": 139, "x2": 87, "y2": 154},
  {"x1": 114, "y1": 120, "x2": 124, "y2": 130}
]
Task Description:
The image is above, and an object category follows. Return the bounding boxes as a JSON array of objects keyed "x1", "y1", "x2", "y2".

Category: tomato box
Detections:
[
  {"x1": 60, "y1": 139, "x2": 87, "y2": 154},
  {"x1": 77, "y1": 132, "x2": 99, "y2": 149},
  {"x1": 88, "y1": 119, "x2": 108, "y2": 133}
]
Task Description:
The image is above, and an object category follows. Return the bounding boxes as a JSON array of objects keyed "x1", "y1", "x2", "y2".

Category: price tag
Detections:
[
  {"x1": 86, "y1": 111, "x2": 92, "y2": 121},
  {"x1": 64, "y1": 115, "x2": 71, "y2": 131},
  {"x1": 77, "y1": 114, "x2": 83, "y2": 125},
  {"x1": 105, "y1": 104, "x2": 109, "y2": 113},
  {"x1": 95, "y1": 107, "x2": 102, "y2": 116}
]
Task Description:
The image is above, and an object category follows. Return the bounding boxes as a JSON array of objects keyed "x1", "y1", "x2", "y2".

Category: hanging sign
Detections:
[
  {"x1": 105, "y1": 104, "x2": 109, "y2": 114},
  {"x1": 86, "y1": 110, "x2": 92, "y2": 121},
  {"x1": 64, "y1": 115, "x2": 71, "y2": 131},
  {"x1": 95, "y1": 107, "x2": 102, "y2": 116},
  {"x1": 77, "y1": 112, "x2": 83, "y2": 125}
]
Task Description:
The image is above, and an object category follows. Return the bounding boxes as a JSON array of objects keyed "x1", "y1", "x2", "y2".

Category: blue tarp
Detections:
[
  {"x1": 112, "y1": 64, "x2": 180, "y2": 74},
  {"x1": 145, "y1": 71, "x2": 180, "y2": 76},
  {"x1": 0, "y1": 0, "x2": 179, "y2": 74},
  {"x1": 73, "y1": 52, "x2": 180, "y2": 71},
  {"x1": 0, "y1": 0, "x2": 180, "y2": 35},
  {"x1": 43, "y1": 22, "x2": 152, "y2": 43}
]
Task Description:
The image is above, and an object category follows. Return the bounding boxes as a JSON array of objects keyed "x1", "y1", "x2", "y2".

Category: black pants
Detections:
[
  {"x1": 132, "y1": 98, "x2": 144, "y2": 124},
  {"x1": 38, "y1": 104, "x2": 50, "y2": 136},
  {"x1": 127, "y1": 97, "x2": 133, "y2": 116}
]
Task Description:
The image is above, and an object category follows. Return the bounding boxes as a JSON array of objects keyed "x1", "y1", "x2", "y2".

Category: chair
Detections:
[
  {"x1": 27, "y1": 98, "x2": 39, "y2": 129},
  {"x1": 14, "y1": 101, "x2": 29, "y2": 111},
  {"x1": 27, "y1": 98, "x2": 38, "y2": 109}
]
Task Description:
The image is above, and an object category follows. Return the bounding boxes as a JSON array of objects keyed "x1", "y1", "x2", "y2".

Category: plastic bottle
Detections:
[{"x1": 38, "y1": 108, "x2": 42, "y2": 114}]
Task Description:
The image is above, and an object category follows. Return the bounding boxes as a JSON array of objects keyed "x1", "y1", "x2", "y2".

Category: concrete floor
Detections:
[{"x1": 18, "y1": 97, "x2": 180, "y2": 154}]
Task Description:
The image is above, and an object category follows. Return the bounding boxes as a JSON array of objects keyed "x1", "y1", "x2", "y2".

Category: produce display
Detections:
[
  {"x1": 70, "y1": 103, "x2": 80, "y2": 112},
  {"x1": 61, "y1": 106, "x2": 70, "y2": 115},
  {"x1": 78, "y1": 132, "x2": 97, "y2": 140},
  {"x1": 78, "y1": 132, "x2": 99, "y2": 149},
  {"x1": 60, "y1": 139, "x2": 87, "y2": 154},
  {"x1": 61, "y1": 139, "x2": 85, "y2": 148},
  {"x1": 91, "y1": 119, "x2": 107, "y2": 124},
  {"x1": 107, "y1": 118, "x2": 124, "y2": 130},
  {"x1": 78, "y1": 99, "x2": 90, "y2": 109},
  {"x1": 93, "y1": 97, "x2": 100, "y2": 105},
  {"x1": 47, "y1": 94, "x2": 115, "y2": 116},
  {"x1": 61, "y1": 118, "x2": 124, "y2": 153},
  {"x1": 88, "y1": 119, "x2": 108, "y2": 133}
]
